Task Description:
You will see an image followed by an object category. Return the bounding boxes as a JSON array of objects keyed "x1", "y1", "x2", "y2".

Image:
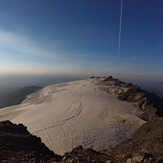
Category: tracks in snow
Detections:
[{"x1": 0, "y1": 78, "x2": 146, "y2": 155}]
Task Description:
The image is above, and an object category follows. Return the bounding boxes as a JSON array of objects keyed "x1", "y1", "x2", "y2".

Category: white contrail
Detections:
[
  {"x1": 118, "y1": 0, "x2": 123, "y2": 57},
  {"x1": 118, "y1": 56, "x2": 137, "y2": 68},
  {"x1": 107, "y1": 56, "x2": 137, "y2": 70}
]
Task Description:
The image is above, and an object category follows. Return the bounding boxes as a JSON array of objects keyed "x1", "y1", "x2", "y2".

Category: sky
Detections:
[{"x1": 0, "y1": 0, "x2": 163, "y2": 82}]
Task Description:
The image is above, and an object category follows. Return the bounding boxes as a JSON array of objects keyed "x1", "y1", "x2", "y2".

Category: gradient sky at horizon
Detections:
[{"x1": 0, "y1": 0, "x2": 163, "y2": 81}]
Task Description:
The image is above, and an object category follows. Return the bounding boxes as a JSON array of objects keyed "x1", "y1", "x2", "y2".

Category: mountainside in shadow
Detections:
[{"x1": 0, "y1": 86, "x2": 41, "y2": 109}]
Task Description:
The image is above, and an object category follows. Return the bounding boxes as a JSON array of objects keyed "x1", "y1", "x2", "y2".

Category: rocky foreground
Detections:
[
  {"x1": 0, "y1": 120, "x2": 61, "y2": 163},
  {"x1": 0, "y1": 77, "x2": 163, "y2": 163}
]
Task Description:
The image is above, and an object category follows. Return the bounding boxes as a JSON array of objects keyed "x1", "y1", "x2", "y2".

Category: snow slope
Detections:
[{"x1": 0, "y1": 78, "x2": 146, "y2": 155}]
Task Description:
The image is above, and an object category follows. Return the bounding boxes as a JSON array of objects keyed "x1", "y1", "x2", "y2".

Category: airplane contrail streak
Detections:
[
  {"x1": 118, "y1": 56, "x2": 137, "y2": 68},
  {"x1": 118, "y1": 0, "x2": 123, "y2": 57},
  {"x1": 107, "y1": 56, "x2": 137, "y2": 70}
]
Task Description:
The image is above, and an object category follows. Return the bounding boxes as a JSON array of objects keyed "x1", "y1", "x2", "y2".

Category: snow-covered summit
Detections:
[{"x1": 0, "y1": 78, "x2": 146, "y2": 155}]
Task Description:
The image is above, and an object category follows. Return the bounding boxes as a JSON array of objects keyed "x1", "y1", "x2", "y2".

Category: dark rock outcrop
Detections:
[
  {"x1": 145, "y1": 92, "x2": 163, "y2": 117},
  {"x1": 104, "y1": 76, "x2": 113, "y2": 81},
  {"x1": 61, "y1": 146, "x2": 109, "y2": 163},
  {"x1": 0, "y1": 120, "x2": 61, "y2": 163}
]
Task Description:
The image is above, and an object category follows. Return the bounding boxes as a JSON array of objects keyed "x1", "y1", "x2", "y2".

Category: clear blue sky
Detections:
[{"x1": 0, "y1": 0, "x2": 163, "y2": 81}]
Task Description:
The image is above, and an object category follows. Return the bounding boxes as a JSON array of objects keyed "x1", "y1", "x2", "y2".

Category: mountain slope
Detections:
[
  {"x1": 0, "y1": 86, "x2": 41, "y2": 109},
  {"x1": 0, "y1": 78, "x2": 146, "y2": 155}
]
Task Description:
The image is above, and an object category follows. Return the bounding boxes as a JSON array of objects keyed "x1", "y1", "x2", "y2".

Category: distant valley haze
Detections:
[{"x1": 0, "y1": 74, "x2": 162, "y2": 99}]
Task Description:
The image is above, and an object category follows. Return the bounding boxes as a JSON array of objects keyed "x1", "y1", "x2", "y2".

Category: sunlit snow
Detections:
[{"x1": 0, "y1": 78, "x2": 146, "y2": 155}]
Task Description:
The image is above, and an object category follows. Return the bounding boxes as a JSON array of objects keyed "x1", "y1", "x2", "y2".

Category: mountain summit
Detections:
[{"x1": 0, "y1": 77, "x2": 146, "y2": 155}]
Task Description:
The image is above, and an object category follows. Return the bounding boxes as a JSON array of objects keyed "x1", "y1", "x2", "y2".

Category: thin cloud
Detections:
[
  {"x1": 117, "y1": 56, "x2": 137, "y2": 68},
  {"x1": 147, "y1": 43, "x2": 163, "y2": 53},
  {"x1": 0, "y1": 30, "x2": 61, "y2": 59},
  {"x1": 107, "y1": 56, "x2": 137, "y2": 70}
]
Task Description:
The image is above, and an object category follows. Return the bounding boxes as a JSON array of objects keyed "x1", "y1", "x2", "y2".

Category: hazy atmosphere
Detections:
[{"x1": 0, "y1": 0, "x2": 163, "y2": 97}]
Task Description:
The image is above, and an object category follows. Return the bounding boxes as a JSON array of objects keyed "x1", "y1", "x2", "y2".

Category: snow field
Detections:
[{"x1": 0, "y1": 78, "x2": 146, "y2": 155}]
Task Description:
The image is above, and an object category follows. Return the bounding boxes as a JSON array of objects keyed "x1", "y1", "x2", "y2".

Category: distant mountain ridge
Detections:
[{"x1": 0, "y1": 86, "x2": 42, "y2": 109}]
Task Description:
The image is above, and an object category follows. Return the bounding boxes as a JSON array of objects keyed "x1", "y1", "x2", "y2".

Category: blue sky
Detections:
[{"x1": 0, "y1": 0, "x2": 163, "y2": 81}]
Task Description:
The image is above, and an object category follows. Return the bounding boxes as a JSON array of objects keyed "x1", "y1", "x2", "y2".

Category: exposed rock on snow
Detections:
[
  {"x1": 0, "y1": 78, "x2": 146, "y2": 155},
  {"x1": 117, "y1": 83, "x2": 163, "y2": 122}
]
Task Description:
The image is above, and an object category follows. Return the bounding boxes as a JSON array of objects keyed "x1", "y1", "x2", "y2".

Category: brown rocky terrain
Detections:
[
  {"x1": 0, "y1": 120, "x2": 61, "y2": 163},
  {"x1": 0, "y1": 76, "x2": 163, "y2": 163},
  {"x1": 101, "y1": 117, "x2": 163, "y2": 163}
]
